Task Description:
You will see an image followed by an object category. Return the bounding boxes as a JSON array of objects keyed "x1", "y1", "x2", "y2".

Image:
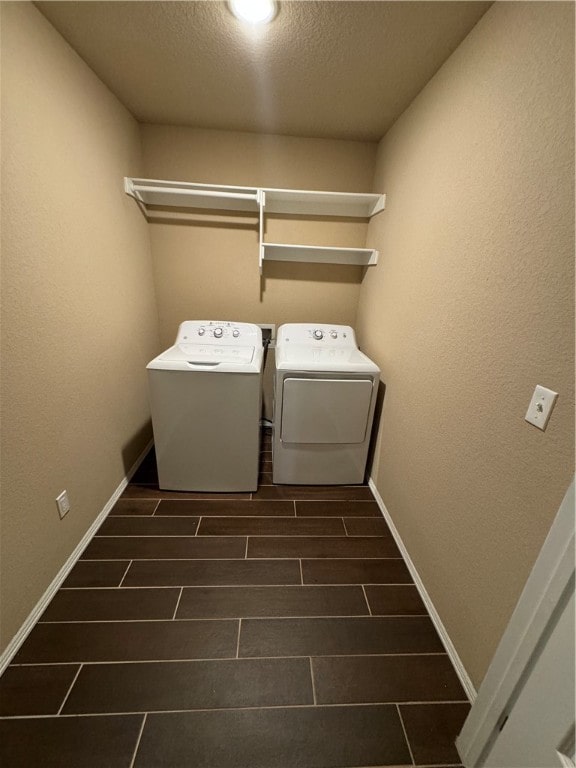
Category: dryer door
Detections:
[{"x1": 280, "y1": 378, "x2": 374, "y2": 444}]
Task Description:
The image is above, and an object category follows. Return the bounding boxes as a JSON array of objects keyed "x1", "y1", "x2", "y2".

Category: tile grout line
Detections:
[
  {"x1": 236, "y1": 619, "x2": 242, "y2": 658},
  {"x1": 12, "y1": 652, "x2": 453, "y2": 666},
  {"x1": 1, "y1": 701, "x2": 471, "y2": 721},
  {"x1": 104, "y1": 516, "x2": 380, "y2": 520},
  {"x1": 171, "y1": 587, "x2": 184, "y2": 620},
  {"x1": 84, "y1": 560, "x2": 403, "y2": 568},
  {"x1": 95, "y1": 536, "x2": 249, "y2": 540},
  {"x1": 98, "y1": 532, "x2": 392, "y2": 538},
  {"x1": 57, "y1": 583, "x2": 407, "y2": 591},
  {"x1": 118, "y1": 561, "x2": 133, "y2": 587},
  {"x1": 94, "y1": 535, "x2": 339, "y2": 539},
  {"x1": 125, "y1": 494, "x2": 374, "y2": 498},
  {"x1": 37, "y1": 613, "x2": 429, "y2": 624},
  {"x1": 124, "y1": 497, "x2": 375, "y2": 503},
  {"x1": 112, "y1": 516, "x2": 383, "y2": 522},
  {"x1": 196, "y1": 516, "x2": 202, "y2": 536},
  {"x1": 245, "y1": 537, "x2": 249, "y2": 558},
  {"x1": 128, "y1": 712, "x2": 147, "y2": 768},
  {"x1": 85, "y1": 545, "x2": 401, "y2": 550},
  {"x1": 293, "y1": 501, "x2": 297, "y2": 517},
  {"x1": 299, "y1": 559, "x2": 304, "y2": 585},
  {"x1": 92, "y1": 532, "x2": 397, "y2": 537},
  {"x1": 128, "y1": 496, "x2": 273, "y2": 501},
  {"x1": 151, "y1": 500, "x2": 161, "y2": 517},
  {"x1": 361, "y1": 585, "x2": 372, "y2": 615},
  {"x1": 309, "y1": 657, "x2": 317, "y2": 705},
  {"x1": 56, "y1": 663, "x2": 83, "y2": 715},
  {"x1": 396, "y1": 703, "x2": 416, "y2": 766},
  {"x1": 60, "y1": 582, "x2": 418, "y2": 590},
  {"x1": 125, "y1": 496, "x2": 374, "y2": 502}
]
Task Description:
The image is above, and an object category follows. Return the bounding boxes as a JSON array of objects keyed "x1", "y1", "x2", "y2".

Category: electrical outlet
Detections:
[
  {"x1": 257, "y1": 324, "x2": 276, "y2": 345},
  {"x1": 525, "y1": 385, "x2": 558, "y2": 431},
  {"x1": 55, "y1": 490, "x2": 71, "y2": 519}
]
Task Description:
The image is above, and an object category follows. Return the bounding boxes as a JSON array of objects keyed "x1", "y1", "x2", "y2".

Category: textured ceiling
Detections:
[{"x1": 36, "y1": 1, "x2": 491, "y2": 141}]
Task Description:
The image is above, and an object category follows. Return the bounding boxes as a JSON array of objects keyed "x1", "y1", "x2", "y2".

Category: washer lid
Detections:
[
  {"x1": 147, "y1": 342, "x2": 263, "y2": 373},
  {"x1": 275, "y1": 345, "x2": 379, "y2": 374}
]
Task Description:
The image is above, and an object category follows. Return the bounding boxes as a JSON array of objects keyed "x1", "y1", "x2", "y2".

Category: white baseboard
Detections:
[
  {"x1": 0, "y1": 439, "x2": 153, "y2": 676},
  {"x1": 368, "y1": 477, "x2": 477, "y2": 702}
]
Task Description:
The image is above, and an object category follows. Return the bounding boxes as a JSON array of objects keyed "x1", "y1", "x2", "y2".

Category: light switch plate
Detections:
[
  {"x1": 55, "y1": 490, "x2": 71, "y2": 519},
  {"x1": 525, "y1": 385, "x2": 558, "y2": 430}
]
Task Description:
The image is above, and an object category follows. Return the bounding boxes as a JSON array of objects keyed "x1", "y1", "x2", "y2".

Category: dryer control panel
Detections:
[{"x1": 277, "y1": 324, "x2": 356, "y2": 348}]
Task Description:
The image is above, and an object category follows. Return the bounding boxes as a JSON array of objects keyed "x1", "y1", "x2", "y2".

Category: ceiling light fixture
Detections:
[{"x1": 229, "y1": 0, "x2": 276, "y2": 25}]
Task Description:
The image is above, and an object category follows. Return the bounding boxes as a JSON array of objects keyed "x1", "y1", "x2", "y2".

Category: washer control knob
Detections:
[
  {"x1": 198, "y1": 328, "x2": 205, "y2": 336},
  {"x1": 213, "y1": 328, "x2": 224, "y2": 338},
  {"x1": 313, "y1": 329, "x2": 324, "y2": 340},
  {"x1": 330, "y1": 331, "x2": 338, "y2": 339},
  {"x1": 232, "y1": 329, "x2": 240, "y2": 338}
]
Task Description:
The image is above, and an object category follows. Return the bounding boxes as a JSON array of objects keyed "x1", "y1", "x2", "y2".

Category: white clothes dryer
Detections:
[
  {"x1": 147, "y1": 321, "x2": 263, "y2": 492},
  {"x1": 273, "y1": 324, "x2": 380, "y2": 485}
]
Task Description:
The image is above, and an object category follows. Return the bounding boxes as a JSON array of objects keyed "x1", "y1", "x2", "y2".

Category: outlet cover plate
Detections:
[
  {"x1": 56, "y1": 490, "x2": 71, "y2": 519},
  {"x1": 257, "y1": 324, "x2": 276, "y2": 343},
  {"x1": 525, "y1": 385, "x2": 558, "y2": 431}
]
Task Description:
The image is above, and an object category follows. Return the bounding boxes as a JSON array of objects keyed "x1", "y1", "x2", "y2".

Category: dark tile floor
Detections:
[{"x1": 0, "y1": 430, "x2": 468, "y2": 767}]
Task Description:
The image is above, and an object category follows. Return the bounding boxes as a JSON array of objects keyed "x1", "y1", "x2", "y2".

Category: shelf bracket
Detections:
[
  {"x1": 123, "y1": 176, "x2": 148, "y2": 219},
  {"x1": 258, "y1": 189, "x2": 266, "y2": 276}
]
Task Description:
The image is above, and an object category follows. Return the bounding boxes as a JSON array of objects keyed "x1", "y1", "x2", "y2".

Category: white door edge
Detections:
[{"x1": 457, "y1": 478, "x2": 575, "y2": 766}]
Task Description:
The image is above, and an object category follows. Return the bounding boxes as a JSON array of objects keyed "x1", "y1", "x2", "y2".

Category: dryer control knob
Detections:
[
  {"x1": 198, "y1": 328, "x2": 205, "y2": 336},
  {"x1": 330, "y1": 331, "x2": 338, "y2": 339},
  {"x1": 313, "y1": 329, "x2": 324, "y2": 340},
  {"x1": 213, "y1": 328, "x2": 224, "y2": 338},
  {"x1": 233, "y1": 329, "x2": 240, "y2": 338}
]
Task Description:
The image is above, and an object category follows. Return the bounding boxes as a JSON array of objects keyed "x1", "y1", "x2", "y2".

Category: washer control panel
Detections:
[
  {"x1": 176, "y1": 321, "x2": 262, "y2": 345},
  {"x1": 277, "y1": 324, "x2": 356, "y2": 348}
]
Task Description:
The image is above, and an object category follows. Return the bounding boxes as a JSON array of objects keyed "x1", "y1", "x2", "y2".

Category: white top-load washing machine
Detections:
[
  {"x1": 147, "y1": 321, "x2": 263, "y2": 492},
  {"x1": 273, "y1": 324, "x2": 380, "y2": 485}
]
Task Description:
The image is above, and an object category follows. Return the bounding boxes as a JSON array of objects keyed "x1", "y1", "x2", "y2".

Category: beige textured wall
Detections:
[
  {"x1": 141, "y1": 126, "x2": 377, "y2": 347},
  {"x1": 357, "y1": 1, "x2": 575, "y2": 688},
  {"x1": 0, "y1": 3, "x2": 160, "y2": 653}
]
